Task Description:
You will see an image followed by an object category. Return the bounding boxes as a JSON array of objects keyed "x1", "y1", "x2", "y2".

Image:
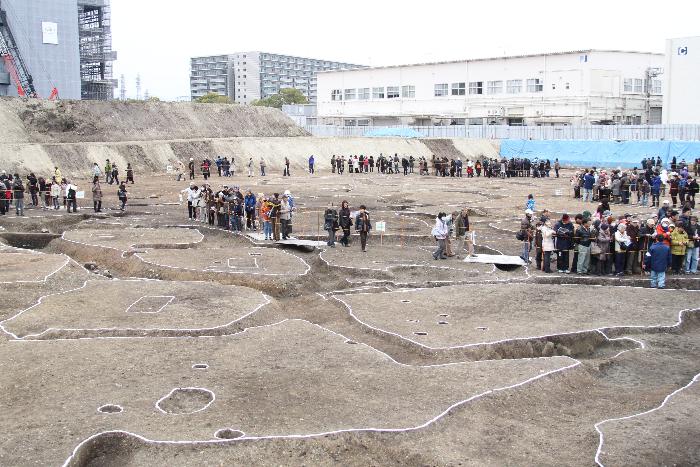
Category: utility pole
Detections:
[
  {"x1": 645, "y1": 67, "x2": 663, "y2": 124},
  {"x1": 119, "y1": 74, "x2": 126, "y2": 100},
  {"x1": 135, "y1": 73, "x2": 142, "y2": 100}
]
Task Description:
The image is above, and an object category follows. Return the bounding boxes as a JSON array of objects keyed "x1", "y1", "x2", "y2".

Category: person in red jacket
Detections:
[{"x1": 656, "y1": 218, "x2": 672, "y2": 246}]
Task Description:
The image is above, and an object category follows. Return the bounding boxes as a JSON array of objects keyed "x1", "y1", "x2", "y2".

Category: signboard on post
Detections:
[
  {"x1": 375, "y1": 221, "x2": 386, "y2": 232},
  {"x1": 76, "y1": 191, "x2": 85, "y2": 199},
  {"x1": 42, "y1": 22, "x2": 58, "y2": 45}
]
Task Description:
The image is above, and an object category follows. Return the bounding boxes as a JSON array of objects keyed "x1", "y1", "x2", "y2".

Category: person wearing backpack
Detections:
[
  {"x1": 117, "y1": 183, "x2": 128, "y2": 211},
  {"x1": 66, "y1": 181, "x2": 78, "y2": 213},
  {"x1": 323, "y1": 202, "x2": 339, "y2": 247}
]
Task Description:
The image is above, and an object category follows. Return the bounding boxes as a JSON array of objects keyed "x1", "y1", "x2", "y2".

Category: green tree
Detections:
[
  {"x1": 195, "y1": 92, "x2": 232, "y2": 104},
  {"x1": 252, "y1": 88, "x2": 308, "y2": 109}
]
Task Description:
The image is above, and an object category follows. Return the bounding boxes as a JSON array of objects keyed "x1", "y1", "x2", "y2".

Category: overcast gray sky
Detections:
[{"x1": 111, "y1": 0, "x2": 699, "y2": 101}]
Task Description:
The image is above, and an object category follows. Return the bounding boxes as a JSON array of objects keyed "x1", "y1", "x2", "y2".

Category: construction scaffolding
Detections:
[{"x1": 78, "y1": 0, "x2": 117, "y2": 100}]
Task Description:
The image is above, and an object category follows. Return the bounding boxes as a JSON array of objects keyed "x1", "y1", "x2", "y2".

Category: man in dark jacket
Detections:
[
  {"x1": 12, "y1": 175, "x2": 24, "y2": 216},
  {"x1": 554, "y1": 214, "x2": 574, "y2": 273},
  {"x1": 323, "y1": 203, "x2": 339, "y2": 247},
  {"x1": 645, "y1": 236, "x2": 671, "y2": 288},
  {"x1": 355, "y1": 205, "x2": 371, "y2": 252},
  {"x1": 625, "y1": 218, "x2": 641, "y2": 274}
]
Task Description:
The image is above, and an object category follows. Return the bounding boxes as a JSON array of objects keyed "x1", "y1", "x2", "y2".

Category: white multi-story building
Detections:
[
  {"x1": 190, "y1": 51, "x2": 363, "y2": 104},
  {"x1": 663, "y1": 36, "x2": 700, "y2": 124},
  {"x1": 317, "y1": 50, "x2": 664, "y2": 127}
]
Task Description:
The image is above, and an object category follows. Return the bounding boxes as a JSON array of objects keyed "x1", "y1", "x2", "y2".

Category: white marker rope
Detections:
[
  {"x1": 594, "y1": 372, "x2": 700, "y2": 467},
  {"x1": 155, "y1": 387, "x2": 215, "y2": 415}
]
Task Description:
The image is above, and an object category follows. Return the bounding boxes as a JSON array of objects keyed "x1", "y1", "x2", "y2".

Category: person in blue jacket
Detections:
[
  {"x1": 645, "y1": 235, "x2": 672, "y2": 289},
  {"x1": 244, "y1": 190, "x2": 257, "y2": 230},
  {"x1": 583, "y1": 170, "x2": 595, "y2": 202}
]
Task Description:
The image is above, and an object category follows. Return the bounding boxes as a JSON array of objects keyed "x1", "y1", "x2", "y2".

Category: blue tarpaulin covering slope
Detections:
[
  {"x1": 500, "y1": 139, "x2": 700, "y2": 168},
  {"x1": 364, "y1": 127, "x2": 425, "y2": 138}
]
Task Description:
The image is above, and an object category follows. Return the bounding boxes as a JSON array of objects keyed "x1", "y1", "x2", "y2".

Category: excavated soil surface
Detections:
[{"x1": 1, "y1": 166, "x2": 699, "y2": 466}]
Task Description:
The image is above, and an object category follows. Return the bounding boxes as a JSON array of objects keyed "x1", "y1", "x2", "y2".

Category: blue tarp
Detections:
[
  {"x1": 500, "y1": 139, "x2": 700, "y2": 168},
  {"x1": 364, "y1": 127, "x2": 425, "y2": 138}
]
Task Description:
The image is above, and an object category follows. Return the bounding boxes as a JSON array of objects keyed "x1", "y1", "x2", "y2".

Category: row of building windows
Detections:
[
  {"x1": 330, "y1": 77, "x2": 663, "y2": 101},
  {"x1": 624, "y1": 78, "x2": 662, "y2": 94},
  {"x1": 331, "y1": 85, "x2": 417, "y2": 101}
]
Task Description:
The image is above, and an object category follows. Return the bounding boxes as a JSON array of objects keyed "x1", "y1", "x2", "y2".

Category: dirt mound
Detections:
[
  {"x1": 421, "y1": 139, "x2": 464, "y2": 160},
  {"x1": 0, "y1": 98, "x2": 308, "y2": 144}
]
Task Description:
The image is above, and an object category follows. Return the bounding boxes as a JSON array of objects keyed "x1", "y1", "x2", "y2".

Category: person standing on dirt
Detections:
[
  {"x1": 284, "y1": 157, "x2": 291, "y2": 177},
  {"x1": 53, "y1": 166, "x2": 62, "y2": 183},
  {"x1": 280, "y1": 195, "x2": 292, "y2": 240},
  {"x1": 324, "y1": 202, "x2": 339, "y2": 247},
  {"x1": 65, "y1": 181, "x2": 78, "y2": 213},
  {"x1": 355, "y1": 205, "x2": 371, "y2": 253},
  {"x1": 247, "y1": 158, "x2": 254, "y2": 177},
  {"x1": 111, "y1": 164, "x2": 120, "y2": 185},
  {"x1": 117, "y1": 182, "x2": 128, "y2": 211},
  {"x1": 244, "y1": 190, "x2": 257, "y2": 230},
  {"x1": 331, "y1": 155, "x2": 336, "y2": 174},
  {"x1": 201, "y1": 160, "x2": 211, "y2": 180},
  {"x1": 26, "y1": 173, "x2": 38, "y2": 207},
  {"x1": 260, "y1": 158, "x2": 266, "y2": 177},
  {"x1": 432, "y1": 212, "x2": 449, "y2": 260},
  {"x1": 126, "y1": 163, "x2": 135, "y2": 184},
  {"x1": 92, "y1": 163, "x2": 102, "y2": 179},
  {"x1": 181, "y1": 182, "x2": 200, "y2": 220},
  {"x1": 91, "y1": 176, "x2": 103, "y2": 213},
  {"x1": 308, "y1": 155, "x2": 315, "y2": 174},
  {"x1": 12, "y1": 175, "x2": 25, "y2": 216},
  {"x1": 188, "y1": 158, "x2": 196, "y2": 180},
  {"x1": 270, "y1": 193, "x2": 281, "y2": 241},
  {"x1": 104, "y1": 160, "x2": 111, "y2": 183},
  {"x1": 519, "y1": 209, "x2": 534, "y2": 263},
  {"x1": 339, "y1": 200, "x2": 352, "y2": 247},
  {"x1": 454, "y1": 208, "x2": 475, "y2": 258}
]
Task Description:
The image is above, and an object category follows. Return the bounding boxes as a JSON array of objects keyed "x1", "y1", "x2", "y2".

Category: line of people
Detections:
[{"x1": 519, "y1": 203, "x2": 699, "y2": 287}]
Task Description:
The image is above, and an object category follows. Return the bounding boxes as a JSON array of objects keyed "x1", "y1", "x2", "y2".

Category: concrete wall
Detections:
[
  {"x1": 317, "y1": 51, "x2": 664, "y2": 125},
  {"x1": 0, "y1": 0, "x2": 81, "y2": 99},
  {"x1": 663, "y1": 36, "x2": 700, "y2": 124}
]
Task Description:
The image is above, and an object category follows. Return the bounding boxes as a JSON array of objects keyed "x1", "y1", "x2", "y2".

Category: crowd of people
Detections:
[
  {"x1": 517, "y1": 194, "x2": 699, "y2": 288},
  {"x1": 571, "y1": 156, "x2": 698, "y2": 208},
  {"x1": 0, "y1": 160, "x2": 134, "y2": 216},
  {"x1": 327, "y1": 154, "x2": 561, "y2": 178}
]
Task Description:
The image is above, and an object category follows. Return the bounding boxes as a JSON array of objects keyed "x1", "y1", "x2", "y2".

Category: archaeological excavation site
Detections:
[{"x1": 0, "y1": 99, "x2": 699, "y2": 466}]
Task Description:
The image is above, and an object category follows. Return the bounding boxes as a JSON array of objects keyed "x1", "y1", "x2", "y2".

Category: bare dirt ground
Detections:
[{"x1": 1, "y1": 166, "x2": 699, "y2": 467}]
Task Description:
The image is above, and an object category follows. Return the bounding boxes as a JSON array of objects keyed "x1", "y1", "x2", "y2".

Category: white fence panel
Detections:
[{"x1": 304, "y1": 125, "x2": 700, "y2": 141}]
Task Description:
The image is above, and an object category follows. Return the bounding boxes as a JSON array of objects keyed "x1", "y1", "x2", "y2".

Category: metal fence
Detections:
[{"x1": 305, "y1": 124, "x2": 700, "y2": 141}]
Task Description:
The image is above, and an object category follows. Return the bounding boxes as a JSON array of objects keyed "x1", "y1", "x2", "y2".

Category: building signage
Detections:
[
  {"x1": 42, "y1": 22, "x2": 58, "y2": 45},
  {"x1": 677, "y1": 46, "x2": 688, "y2": 56}
]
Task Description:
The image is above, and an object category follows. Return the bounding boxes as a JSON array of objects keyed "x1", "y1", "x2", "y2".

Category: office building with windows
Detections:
[
  {"x1": 190, "y1": 51, "x2": 363, "y2": 104},
  {"x1": 316, "y1": 50, "x2": 664, "y2": 126}
]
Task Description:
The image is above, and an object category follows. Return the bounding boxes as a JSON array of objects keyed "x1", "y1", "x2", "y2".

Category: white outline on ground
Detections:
[
  {"x1": 332, "y1": 291, "x2": 700, "y2": 350},
  {"x1": 58, "y1": 317, "x2": 581, "y2": 467},
  {"x1": 593, "y1": 372, "x2": 700, "y2": 467},
  {"x1": 0, "y1": 278, "x2": 271, "y2": 340},
  {"x1": 125, "y1": 296, "x2": 175, "y2": 314},
  {"x1": 0, "y1": 246, "x2": 72, "y2": 284},
  {"x1": 155, "y1": 387, "x2": 216, "y2": 415}
]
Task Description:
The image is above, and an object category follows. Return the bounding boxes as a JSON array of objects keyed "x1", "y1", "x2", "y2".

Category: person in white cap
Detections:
[
  {"x1": 658, "y1": 200, "x2": 670, "y2": 221},
  {"x1": 188, "y1": 158, "x2": 195, "y2": 180}
]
